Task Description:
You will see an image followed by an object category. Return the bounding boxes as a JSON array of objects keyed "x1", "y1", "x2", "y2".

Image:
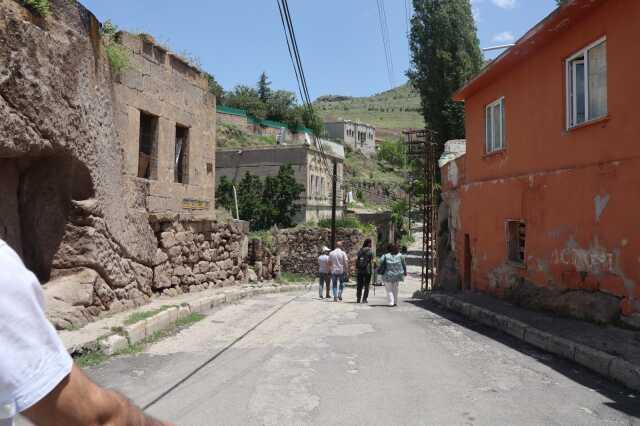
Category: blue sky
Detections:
[{"x1": 81, "y1": 0, "x2": 558, "y2": 99}]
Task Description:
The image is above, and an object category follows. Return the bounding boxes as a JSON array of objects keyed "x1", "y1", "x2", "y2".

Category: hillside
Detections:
[{"x1": 314, "y1": 83, "x2": 425, "y2": 134}]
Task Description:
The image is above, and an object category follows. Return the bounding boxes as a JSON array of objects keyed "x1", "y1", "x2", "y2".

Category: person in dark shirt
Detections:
[{"x1": 355, "y1": 239, "x2": 374, "y2": 304}]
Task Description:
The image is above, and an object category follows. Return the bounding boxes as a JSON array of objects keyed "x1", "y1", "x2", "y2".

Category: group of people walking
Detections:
[{"x1": 317, "y1": 240, "x2": 408, "y2": 307}]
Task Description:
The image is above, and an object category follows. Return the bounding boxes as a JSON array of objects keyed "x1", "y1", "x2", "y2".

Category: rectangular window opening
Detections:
[
  {"x1": 566, "y1": 38, "x2": 607, "y2": 129},
  {"x1": 138, "y1": 111, "x2": 158, "y2": 180},
  {"x1": 485, "y1": 98, "x2": 505, "y2": 153},
  {"x1": 506, "y1": 221, "x2": 526, "y2": 265},
  {"x1": 175, "y1": 125, "x2": 190, "y2": 184}
]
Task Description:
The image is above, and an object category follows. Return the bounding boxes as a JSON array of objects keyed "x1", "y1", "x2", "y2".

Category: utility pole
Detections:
[{"x1": 331, "y1": 159, "x2": 338, "y2": 250}]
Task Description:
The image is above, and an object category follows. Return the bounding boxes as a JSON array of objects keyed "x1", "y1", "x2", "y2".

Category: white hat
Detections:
[{"x1": 322, "y1": 246, "x2": 331, "y2": 253}]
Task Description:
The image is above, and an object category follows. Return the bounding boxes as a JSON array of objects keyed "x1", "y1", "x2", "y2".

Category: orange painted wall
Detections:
[{"x1": 451, "y1": 0, "x2": 640, "y2": 315}]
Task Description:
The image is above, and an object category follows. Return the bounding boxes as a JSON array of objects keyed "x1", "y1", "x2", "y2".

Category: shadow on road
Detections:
[{"x1": 406, "y1": 298, "x2": 640, "y2": 420}]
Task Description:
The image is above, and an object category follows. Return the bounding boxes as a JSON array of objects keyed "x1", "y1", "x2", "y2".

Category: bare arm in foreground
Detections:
[{"x1": 24, "y1": 365, "x2": 170, "y2": 426}]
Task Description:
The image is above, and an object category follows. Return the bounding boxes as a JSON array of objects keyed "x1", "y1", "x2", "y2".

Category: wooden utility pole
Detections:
[{"x1": 331, "y1": 159, "x2": 338, "y2": 250}]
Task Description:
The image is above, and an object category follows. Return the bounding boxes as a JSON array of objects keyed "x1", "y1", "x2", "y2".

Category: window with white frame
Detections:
[
  {"x1": 566, "y1": 38, "x2": 607, "y2": 129},
  {"x1": 485, "y1": 97, "x2": 505, "y2": 153}
]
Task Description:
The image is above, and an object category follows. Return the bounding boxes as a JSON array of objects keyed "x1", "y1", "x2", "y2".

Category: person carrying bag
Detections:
[{"x1": 378, "y1": 244, "x2": 407, "y2": 307}]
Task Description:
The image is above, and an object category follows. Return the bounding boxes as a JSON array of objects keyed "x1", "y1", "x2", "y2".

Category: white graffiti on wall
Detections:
[{"x1": 551, "y1": 246, "x2": 615, "y2": 274}]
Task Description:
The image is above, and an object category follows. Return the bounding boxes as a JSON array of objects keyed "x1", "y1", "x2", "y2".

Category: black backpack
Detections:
[{"x1": 356, "y1": 248, "x2": 370, "y2": 272}]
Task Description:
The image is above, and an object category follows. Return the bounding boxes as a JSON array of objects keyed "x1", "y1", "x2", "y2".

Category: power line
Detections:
[
  {"x1": 376, "y1": 0, "x2": 395, "y2": 88},
  {"x1": 276, "y1": 0, "x2": 334, "y2": 180}
]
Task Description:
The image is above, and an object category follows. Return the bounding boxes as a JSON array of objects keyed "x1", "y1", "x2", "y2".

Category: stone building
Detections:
[
  {"x1": 324, "y1": 120, "x2": 376, "y2": 157},
  {"x1": 0, "y1": 0, "x2": 246, "y2": 330},
  {"x1": 216, "y1": 140, "x2": 345, "y2": 224},
  {"x1": 115, "y1": 32, "x2": 216, "y2": 217}
]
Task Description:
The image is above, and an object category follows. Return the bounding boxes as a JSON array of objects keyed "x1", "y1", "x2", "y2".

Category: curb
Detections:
[
  {"x1": 90, "y1": 283, "x2": 309, "y2": 357},
  {"x1": 428, "y1": 294, "x2": 640, "y2": 392}
]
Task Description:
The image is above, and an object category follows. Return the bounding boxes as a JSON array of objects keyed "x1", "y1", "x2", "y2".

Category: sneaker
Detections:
[
  {"x1": 363, "y1": 299, "x2": 368, "y2": 304},
  {"x1": 339, "y1": 296, "x2": 343, "y2": 301},
  {"x1": 334, "y1": 297, "x2": 338, "y2": 302}
]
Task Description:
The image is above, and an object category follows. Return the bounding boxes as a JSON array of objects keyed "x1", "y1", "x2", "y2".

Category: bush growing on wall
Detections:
[
  {"x1": 21, "y1": 0, "x2": 49, "y2": 17},
  {"x1": 100, "y1": 20, "x2": 130, "y2": 74}
]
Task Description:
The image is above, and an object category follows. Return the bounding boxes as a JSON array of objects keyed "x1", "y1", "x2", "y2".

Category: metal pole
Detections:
[
  {"x1": 232, "y1": 185, "x2": 240, "y2": 220},
  {"x1": 331, "y1": 159, "x2": 338, "y2": 250}
]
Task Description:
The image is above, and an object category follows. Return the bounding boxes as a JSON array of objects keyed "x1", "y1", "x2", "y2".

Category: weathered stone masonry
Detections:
[
  {"x1": 152, "y1": 220, "x2": 247, "y2": 297},
  {"x1": 0, "y1": 0, "x2": 243, "y2": 330}
]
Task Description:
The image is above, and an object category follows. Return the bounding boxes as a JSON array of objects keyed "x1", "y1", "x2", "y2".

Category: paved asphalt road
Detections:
[{"x1": 76, "y1": 269, "x2": 640, "y2": 426}]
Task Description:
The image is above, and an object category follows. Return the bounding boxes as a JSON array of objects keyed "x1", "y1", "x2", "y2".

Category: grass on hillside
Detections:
[
  {"x1": 344, "y1": 148, "x2": 407, "y2": 187},
  {"x1": 217, "y1": 122, "x2": 277, "y2": 148},
  {"x1": 315, "y1": 83, "x2": 425, "y2": 130}
]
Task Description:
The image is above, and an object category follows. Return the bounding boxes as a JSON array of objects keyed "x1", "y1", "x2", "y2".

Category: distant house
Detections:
[
  {"x1": 216, "y1": 140, "x2": 345, "y2": 224},
  {"x1": 324, "y1": 120, "x2": 376, "y2": 157},
  {"x1": 444, "y1": 0, "x2": 640, "y2": 322}
]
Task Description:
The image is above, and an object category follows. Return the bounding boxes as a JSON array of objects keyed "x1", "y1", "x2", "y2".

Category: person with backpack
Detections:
[
  {"x1": 355, "y1": 239, "x2": 374, "y2": 304},
  {"x1": 377, "y1": 243, "x2": 407, "y2": 307}
]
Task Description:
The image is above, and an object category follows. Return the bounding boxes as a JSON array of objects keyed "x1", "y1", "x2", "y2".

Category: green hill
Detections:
[{"x1": 314, "y1": 83, "x2": 425, "y2": 134}]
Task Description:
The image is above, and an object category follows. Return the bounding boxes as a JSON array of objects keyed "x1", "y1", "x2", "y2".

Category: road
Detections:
[{"x1": 80, "y1": 269, "x2": 640, "y2": 426}]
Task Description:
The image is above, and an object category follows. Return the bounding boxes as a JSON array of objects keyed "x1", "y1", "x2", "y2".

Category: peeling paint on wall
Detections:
[{"x1": 594, "y1": 194, "x2": 610, "y2": 223}]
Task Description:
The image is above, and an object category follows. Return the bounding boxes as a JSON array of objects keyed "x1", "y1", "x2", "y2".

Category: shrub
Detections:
[
  {"x1": 21, "y1": 0, "x2": 49, "y2": 17},
  {"x1": 100, "y1": 19, "x2": 130, "y2": 74},
  {"x1": 105, "y1": 43, "x2": 129, "y2": 74}
]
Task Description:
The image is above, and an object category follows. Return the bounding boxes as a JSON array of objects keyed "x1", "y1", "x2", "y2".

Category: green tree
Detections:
[
  {"x1": 257, "y1": 72, "x2": 272, "y2": 103},
  {"x1": 267, "y1": 164, "x2": 305, "y2": 228},
  {"x1": 407, "y1": 0, "x2": 483, "y2": 150},
  {"x1": 206, "y1": 73, "x2": 224, "y2": 102},
  {"x1": 378, "y1": 139, "x2": 406, "y2": 168},
  {"x1": 215, "y1": 176, "x2": 235, "y2": 212},
  {"x1": 266, "y1": 90, "x2": 297, "y2": 122},
  {"x1": 225, "y1": 85, "x2": 267, "y2": 119},
  {"x1": 237, "y1": 172, "x2": 264, "y2": 224}
]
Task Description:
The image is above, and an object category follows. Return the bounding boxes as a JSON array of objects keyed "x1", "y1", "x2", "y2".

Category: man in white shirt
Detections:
[
  {"x1": 0, "y1": 239, "x2": 170, "y2": 426},
  {"x1": 318, "y1": 247, "x2": 331, "y2": 299},
  {"x1": 328, "y1": 242, "x2": 349, "y2": 302}
]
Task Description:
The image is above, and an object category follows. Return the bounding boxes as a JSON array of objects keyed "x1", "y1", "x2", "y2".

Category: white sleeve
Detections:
[{"x1": 0, "y1": 242, "x2": 73, "y2": 419}]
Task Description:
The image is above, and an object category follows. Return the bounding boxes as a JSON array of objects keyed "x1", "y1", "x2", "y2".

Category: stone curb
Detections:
[
  {"x1": 96, "y1": 284, "x2": 309, "y2": 356},
  {"x1": 428, "y1": 294, "x2": 640, "y2": 392}
]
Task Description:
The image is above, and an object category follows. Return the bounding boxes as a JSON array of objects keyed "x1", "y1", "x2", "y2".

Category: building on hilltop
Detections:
[
  {"x1": 115, "y1": 33, "x2": 217, "y2": 218},
  {"x1": 443, "y1": 0, "x2": 640, "y2": 324},
  {"x1": 216, "y1": 140, "x2": 345, "y2": 224},
  {"x1": 324, "y1": 120, "x2": 376, "y2": 158}
]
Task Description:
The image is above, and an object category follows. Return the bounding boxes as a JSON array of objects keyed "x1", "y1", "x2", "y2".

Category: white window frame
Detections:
[
  {"x1": 485, "y1": 97, "x2": 505, "y2": 154},
  {"x1": 565, "y1": 36, "x2": 607, "y2": 129}
]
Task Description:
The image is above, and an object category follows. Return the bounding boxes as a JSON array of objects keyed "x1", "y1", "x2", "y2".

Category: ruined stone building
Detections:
[
  {"x1": 324, "y1": 120, "x2": 376, "y2": 158},
  {"x1": 0, "y1": 0, "x2": 246, "y2": 330},
  {"x1": 216, "y1": 140, "x2": 345, "y2": 224},
  {"x1": 445, "y1": 0, "x2": 640, "y2": 326}
]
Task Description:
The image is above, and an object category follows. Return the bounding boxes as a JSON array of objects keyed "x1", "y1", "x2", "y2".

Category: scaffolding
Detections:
[{"x1": 404, "y1": 129, "x2": 438, "y2": 291}]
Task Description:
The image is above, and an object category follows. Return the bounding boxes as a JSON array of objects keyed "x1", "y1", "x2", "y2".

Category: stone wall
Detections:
[
  {"x1": 276, "y1": 227, "x2": 373, "y2": 276},
  {"x1": 152, "y1": 220, "x2": 247, "y2": 297}
]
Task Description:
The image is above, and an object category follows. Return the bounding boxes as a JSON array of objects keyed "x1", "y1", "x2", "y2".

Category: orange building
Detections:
[{"x1": 444, "y1": 0, "x2": 640, "y2": 323}]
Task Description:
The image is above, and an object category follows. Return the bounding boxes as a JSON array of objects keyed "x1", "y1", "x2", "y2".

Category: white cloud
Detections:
[
  {"x1": 492, "y1": 31, "x2": 515, "y2": 43},
  {"x1": 492, "y1": 0, "x2": 516, "y2": 9}
]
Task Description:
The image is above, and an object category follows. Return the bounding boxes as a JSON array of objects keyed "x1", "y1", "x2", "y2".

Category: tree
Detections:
[
  {"x1": 266, "y1": 90, "x2": 297, "y2": 122},
  {"x1": 224, "y1": 85, "x2": 267, "y2": 119},
  {"x1": 237, "y1": 172, "x2": 264, "y2": 224},
  {"x1": 266, "y1": 164, "x2": 305, "y2": 228},
  {"x1": 215, "y1": 176, "x2": 235, "y2": 212},
  {"x1": 257, "y1": 72, "x2": 272, "y2": 103},
  {"x1": 206, "y1": 73, "x2": 224, "y2": 102},
  {"x1": 407, "y1": 0, "x2": 483, "y2": 151}
]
